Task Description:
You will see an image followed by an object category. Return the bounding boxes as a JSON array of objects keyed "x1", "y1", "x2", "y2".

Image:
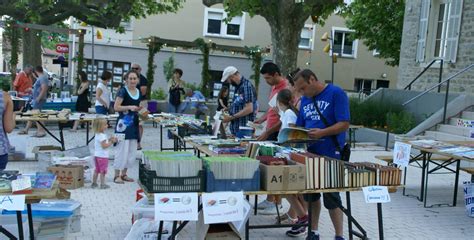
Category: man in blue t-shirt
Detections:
[{"x1": 286, "y1": 69, "x2": 350, "y2": 240}]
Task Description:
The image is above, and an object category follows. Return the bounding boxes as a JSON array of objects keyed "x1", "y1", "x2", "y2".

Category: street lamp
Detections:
[{"x1": 321, "y1": 31, "x2": 337, "y2": 84}]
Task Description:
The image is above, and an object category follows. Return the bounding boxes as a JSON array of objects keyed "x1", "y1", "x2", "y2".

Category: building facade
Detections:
[
  {"x1": 78, "y1": 1, "x2": 398, "y2": 107},
  {"x1": 398, "y1": 0, "x2": 473, "y2": 94}
]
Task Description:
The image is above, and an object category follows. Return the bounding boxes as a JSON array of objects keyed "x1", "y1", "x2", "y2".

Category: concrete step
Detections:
[
  {"x1": 449, "y1": 117, "x2": 474, "y2": 128},
  {"x1": 424, "y1": 130, "x2": 472, "y2": 141},
  {"x1": 461, "y1": 111, "x2": 474, "y2": 120},
  {"x1": 437, "y1": 124, "x2": 473, "y2": 137}
]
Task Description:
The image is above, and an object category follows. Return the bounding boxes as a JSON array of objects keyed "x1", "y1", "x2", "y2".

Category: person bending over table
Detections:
[
  {"x1": 18, "y1": 66, "x2": 49, "y2": 137},
  {"x1": 285, "y1": 69, "x2": 350, "y2": 240},
  {"x1": 179, "y1": 88, "x2": 208, "y2": 119},
  {"x1": 0, "y1": 90, "x2": 15, "y2": 170},
  {"x1": 221, "y1": 66, "x2": 257, "y2": 137}
]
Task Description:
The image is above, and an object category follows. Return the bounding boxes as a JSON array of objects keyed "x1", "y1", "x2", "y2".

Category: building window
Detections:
[
  {"x1": 332, "y1": 27, "x2": 358, "y2": 58},
  {"x1": 204, "y1": 8, "x2": 245, "y2": 39},
  {"x1": 354, "y1": 78, "x2": 373, "y2": 94},
  {"x1": 299, "y1": 25, "x2": 315, "y2": 50},
  {"x1": 376, "y1": 80, "x2": 390, "y2": 89},
  {"x1": 416, "y1": 0, "x2": 463, "y2": 63}
]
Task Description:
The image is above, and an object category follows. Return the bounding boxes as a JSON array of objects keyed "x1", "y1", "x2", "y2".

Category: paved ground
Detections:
[{"x1": 5, "y1": 123, "x2": 474, "y2": 239}]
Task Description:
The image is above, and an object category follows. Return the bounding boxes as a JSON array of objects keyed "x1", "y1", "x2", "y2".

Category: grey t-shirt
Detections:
[{"x1": 32, "y1": 74, "x2": 49, "y2": 109}]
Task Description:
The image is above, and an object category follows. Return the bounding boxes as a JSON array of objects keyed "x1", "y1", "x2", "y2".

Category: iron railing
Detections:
[
  {"x1": 403, "y1": 63, "x2": 474, "y2": 124},
  {"x1": 404, "y1": 59, "x2": 444, "y2": 92}
]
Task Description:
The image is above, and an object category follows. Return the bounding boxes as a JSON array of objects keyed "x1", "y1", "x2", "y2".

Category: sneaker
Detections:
[
  {"x1": 91, "y1": 183, "x2": 98, "y2": 188},
  {"x1": 275, "y1": 213, "x2": 297, "y2": 224},
  {"x1": 256, "y1": 200, "x2": 274, "y2": 209},
  {"x1": 285, "y1": 218, "x2": 308, "y2": 237},
  {"x1": 309, "y1": 231, "x2": 320, "y2": 240},
  {"x1": 335, "y1": 236, "x2": 345, "y2": 240},
  {"x1": 100, "y1": 184, "x2": 110, "y2": 189},
  {"x1": 259, "y1": 204, "x2": 283, "y2": 215}
]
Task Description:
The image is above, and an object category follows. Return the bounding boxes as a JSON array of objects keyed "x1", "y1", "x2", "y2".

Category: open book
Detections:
[{"x1": 277, "y1": 127, "x2": 311, "y2": 144}]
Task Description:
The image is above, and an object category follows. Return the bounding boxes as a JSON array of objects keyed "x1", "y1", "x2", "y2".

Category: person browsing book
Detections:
[
  {"x1": 254, "y1": 62, "x2": 288, "y2": 141},
  {"x1": 221, "y1": 66, "x2": 257, "y2": 137},
  {"x1": 287, "y1": 69, "x2": 350, "y2": 240},
  {"x1": 277, "y1": 89, "x2": 297, "y2": 129}
]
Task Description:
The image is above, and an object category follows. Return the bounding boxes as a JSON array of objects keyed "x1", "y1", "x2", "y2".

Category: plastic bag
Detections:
[
  {"x1": 125, "y1": 219, "x2": 171, "y2": 240},
  {"x1": 464, "y1": 181, "x2": 474, "y2": 218}
]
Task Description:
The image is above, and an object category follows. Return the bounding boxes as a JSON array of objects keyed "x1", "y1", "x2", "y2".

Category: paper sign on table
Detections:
[
  {"x1": 202, "y1": 191, "x2": 244, "y2": 224},
  {"x1": 0, "y1": 195, "x2": 25, "y2": 211},
  {"x1": 154, "y1": 192, "x2": 198, "y2": 221},
  {"x1": 362, "y1": 186, "x2": 391, "y2": 203},
  {"x1": 393, "y1": 141, "x2": 411, "y2": 167}
]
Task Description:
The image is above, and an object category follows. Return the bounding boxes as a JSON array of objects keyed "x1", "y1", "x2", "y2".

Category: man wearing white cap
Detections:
[{"x1": 221, "y1": 66, "x2": 257, "y2": 137}]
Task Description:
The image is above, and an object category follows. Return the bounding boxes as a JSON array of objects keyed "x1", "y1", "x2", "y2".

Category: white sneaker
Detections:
[
  {"x1": 259, "y1": 204, "x2": 283, "y2": 215},
  {"x1": 257, "y1": 200, "x2": 274, "y2": 209}
]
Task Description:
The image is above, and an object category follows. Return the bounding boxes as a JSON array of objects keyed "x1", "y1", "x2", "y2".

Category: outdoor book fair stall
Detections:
[{"x1": 131, "y1": 114, "x2": 404, "y2": 240}]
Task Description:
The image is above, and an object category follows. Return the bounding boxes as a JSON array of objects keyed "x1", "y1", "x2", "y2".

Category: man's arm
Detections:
[
  {"x1": 257, "y1": 120, "x2": 281, "y2": 141},
  {"x1": 308, "y1": 121, "x2": 350, "y2": 139},
  {"x1": 140, "y1": 85, "x2": 147, "y2": 97},
  {"x1": 223, "y1": 102, "x2": 253, "y2": 123},
  {"x1": 254, "y1": 111, "x2": 268, "y2": 124}
]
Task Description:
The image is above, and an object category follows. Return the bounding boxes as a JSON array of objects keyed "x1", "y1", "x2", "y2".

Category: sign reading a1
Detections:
[{"x1": 56, "y1": 44, "x2": 69, "y2": 53}]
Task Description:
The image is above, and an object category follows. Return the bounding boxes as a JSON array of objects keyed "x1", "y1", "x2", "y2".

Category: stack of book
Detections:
[
  {"x1": 203, "y1": 157, "x2": 259, "y2": 180},
  {"x1": 356, "y1": 162, "x2": 402, "y2": 186},
  {"x1": 343, "y1": 162, "x2": 376, "y2": 188},
  {"x1": 209, "y1": 146, "x2": 247, "y2": 155},
  {"x1": 290, "y1": 152, "x2": 330, "y2": 189},
  {"x1": 142, "y1": 151, "x2": 202, "y2": 177}
]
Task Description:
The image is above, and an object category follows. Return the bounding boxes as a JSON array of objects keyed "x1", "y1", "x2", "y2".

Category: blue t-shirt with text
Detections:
[{"x1": 296, "y1": 84, "x2": 350, "y2": 158}]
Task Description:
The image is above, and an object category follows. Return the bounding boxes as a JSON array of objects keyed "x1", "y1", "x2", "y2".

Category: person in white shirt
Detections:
[
  {"x1": 277, "y1": 89, "x2": 298, "y2": 129},
  {"x1": 95, "y1": 71, "x2": 112, "y2": 115},
  {"x1": 92, "y1": 119, "x2": 117, "y2": 189}
]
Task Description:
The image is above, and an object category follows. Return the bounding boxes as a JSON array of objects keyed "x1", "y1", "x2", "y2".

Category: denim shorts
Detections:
[
  {"x1": 95, "y1": 105, "x2": 108, "y2": 115},
  {"x1": 303, "y1": 192, "x2": 342, "y2": 210},
  {"x1": 0, "y1": 154, "x2": 8, "y2": 170}
]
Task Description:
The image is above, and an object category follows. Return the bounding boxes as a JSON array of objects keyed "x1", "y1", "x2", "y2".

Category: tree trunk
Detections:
[{"x1": 22, "y1": 29, "x2": 42, "y2": 68}]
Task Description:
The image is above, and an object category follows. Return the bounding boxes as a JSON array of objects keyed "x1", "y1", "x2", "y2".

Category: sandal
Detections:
[
  {"x1": 18, "y1": 130, "x2": 28, "y2": 135},
  {"x1": 113, "y1": 176, "x2": 124, "y2": 184},
  {"x1": 33, "y1": 133, "x2": 46, "y2": 138},
  {"x1": 121, "y1": 175, "x2": 134, "y2": 182}
]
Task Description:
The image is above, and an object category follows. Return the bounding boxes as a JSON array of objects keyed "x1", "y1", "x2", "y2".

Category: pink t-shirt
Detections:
[{"x1": 266, "y1": 79, "x2": 288, "y2": 129}]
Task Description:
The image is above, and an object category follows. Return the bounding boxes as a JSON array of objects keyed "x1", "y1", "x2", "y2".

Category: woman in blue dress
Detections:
[{"x1": 113, "y1": 70, "x2": 142, "y2": 184}]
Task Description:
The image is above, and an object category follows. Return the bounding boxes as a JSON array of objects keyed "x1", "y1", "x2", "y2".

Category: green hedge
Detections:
[{"x1": 350, "y1": 97, "x2": 416, "y2": 134}]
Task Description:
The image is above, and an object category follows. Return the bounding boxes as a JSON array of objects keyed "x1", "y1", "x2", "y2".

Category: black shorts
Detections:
[{"x1": 303, "y1": 192, "x2": 342, "y2": 210}]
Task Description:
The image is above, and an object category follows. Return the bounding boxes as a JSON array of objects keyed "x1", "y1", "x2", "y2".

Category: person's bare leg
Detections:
[
  {"x1": 329, "y1": 208, "x2": 344, "y2": 237},
  {"x1": 99, "y1": 173, "x2": 106, "y2": 185},
  {"x1": 138, "y1": 125, "x2": 143, "y2": 149},
  {"x1": 22, "y1": 121, "x2": 32, "y2": 133},
  {"x1": 71, "y1": 120, "x2": 79, "y2": 131},
  {"x1": 286, "y1": 195, "x2": 306, "y2": 217},
  {"x1": 36, "y1": 121, "x2": 45, "y2": 135},
  {"x1": 310, "y1": 199, "x2": 322, "y2": 231},
  {"x1": 92, "y1": 172, "x2": 98, "y2": 185}
]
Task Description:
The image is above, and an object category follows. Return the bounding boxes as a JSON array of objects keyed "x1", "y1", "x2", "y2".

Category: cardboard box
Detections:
[
  {"x1": 260, "y1": 159, "x2": 306, "y2": 191},
  {"x1": 47, "y1": 165, "x2": 84, "y2": 189},
  {"x1": 33, "y1": 145, "x2": 62, "y2": 161}
]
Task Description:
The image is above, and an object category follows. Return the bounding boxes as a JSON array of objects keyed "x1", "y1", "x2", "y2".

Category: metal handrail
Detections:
[
  {"x1": 404, "y1": 58, "x2": 444, "y2": 91},
  {"x1": 403, "y1": 63, "x2": 474, "y2": 124}
]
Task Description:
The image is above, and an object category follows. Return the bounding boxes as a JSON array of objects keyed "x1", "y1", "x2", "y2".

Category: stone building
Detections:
[{"x1": 398, "y1": 0, "x2": 474, "y2": 94}]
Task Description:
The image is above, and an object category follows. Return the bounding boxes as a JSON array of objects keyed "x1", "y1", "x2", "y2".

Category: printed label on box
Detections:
[
  {"x1": 154, "y1": 192, "x2": 198, "y2": 221},
  {"x1": 202, "y1": 192, "x2": 244, "y2": 224}
]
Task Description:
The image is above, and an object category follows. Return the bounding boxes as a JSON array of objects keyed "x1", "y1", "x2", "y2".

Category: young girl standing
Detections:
[
  {"x1": 276, "y1": 89, "x2": 298, "y2": 129},
  {"x1": 217, "y1": 85, "x2": 229, "y2": 112},
  {"x1": 92, "y1": 119, "x2": 116, "y2": 189},
  {"x1": 113, "y1": 71, "x2": 142, "y2": 184}
]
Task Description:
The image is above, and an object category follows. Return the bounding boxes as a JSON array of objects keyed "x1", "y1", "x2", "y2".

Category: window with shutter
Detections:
[
  {"x1": 416, "y1": 0, "x2": 431, "y2": 63},
  {"x1": 203, "y1": 8, "x2": 246, "y2": 40},
  {"x1": 445, "y1": 0, "x2": 463, "y2": 63}
]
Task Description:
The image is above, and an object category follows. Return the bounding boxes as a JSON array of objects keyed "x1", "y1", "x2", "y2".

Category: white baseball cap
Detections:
[{"x1": 221, "y1": 66, "x2": 238, "y2": 82}]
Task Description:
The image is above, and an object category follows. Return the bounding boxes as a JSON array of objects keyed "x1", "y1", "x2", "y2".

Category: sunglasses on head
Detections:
[{"x1": 132, "y1": 67, "x2": 139, "y2": 70}]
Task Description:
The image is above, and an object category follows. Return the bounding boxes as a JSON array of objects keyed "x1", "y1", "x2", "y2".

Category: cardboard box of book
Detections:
[
  {"x1": 47, "y1": 165, "x2": 84, "y2": 189},
  {"x1": 260, "y1": 159, "x2": 306, "y2": 191}
]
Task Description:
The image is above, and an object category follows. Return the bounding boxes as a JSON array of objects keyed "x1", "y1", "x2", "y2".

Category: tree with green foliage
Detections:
[
  {"x1": 0, "y1": 0, "x2": 182, "y2": 68},
  {"x1": 202, "y1": 0, "x2": 342, "y2": 76},
  {"x1": 342, "y1": 0, "x2": 405, "y2": 66}
]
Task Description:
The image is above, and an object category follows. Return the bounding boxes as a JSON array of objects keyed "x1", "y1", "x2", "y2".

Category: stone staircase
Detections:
[{"x1": 424, "y1": 107, "x2": 474, "y2": 141}]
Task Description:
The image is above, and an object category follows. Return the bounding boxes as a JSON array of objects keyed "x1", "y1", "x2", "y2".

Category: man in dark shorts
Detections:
[{"x1": 287, "y1": 69, "x2": 350, "y2": 240}]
